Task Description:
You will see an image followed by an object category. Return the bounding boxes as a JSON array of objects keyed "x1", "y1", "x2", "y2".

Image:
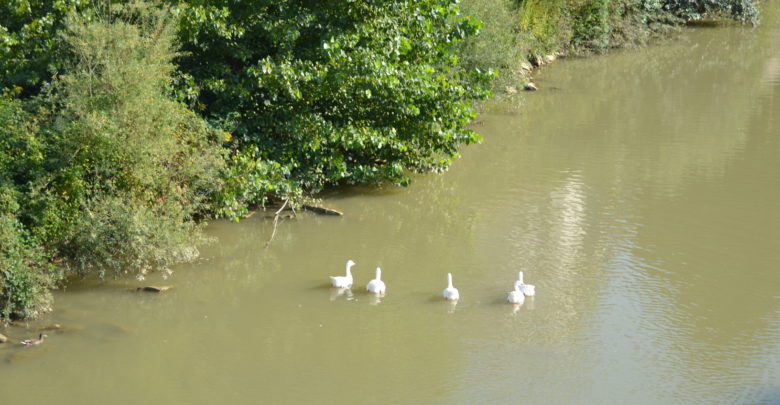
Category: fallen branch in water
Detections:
[{"x1": 265, "y1": 199, "x2": 289, "y2": 248}]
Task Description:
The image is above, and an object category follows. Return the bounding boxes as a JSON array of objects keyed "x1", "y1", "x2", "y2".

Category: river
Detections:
[{"x1": 2, "y1": 5, "x2": 779, "y2": 404}]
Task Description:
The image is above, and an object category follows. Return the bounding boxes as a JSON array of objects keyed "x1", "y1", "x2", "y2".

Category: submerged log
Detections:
[
  {"x1": 302, "y1": 204, "x2": 343, "y2": 216},
  {"x1": 137, "y1": 286, "x2": 174, "y2": 293}
]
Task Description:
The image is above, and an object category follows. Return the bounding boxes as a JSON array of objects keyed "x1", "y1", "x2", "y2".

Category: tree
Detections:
[
  {"x1": 175, "y1": 0, "x2": 493, "y2": 192},
  {"x1": 17, "y1": 1, "x2": 225, "y2": 278}
]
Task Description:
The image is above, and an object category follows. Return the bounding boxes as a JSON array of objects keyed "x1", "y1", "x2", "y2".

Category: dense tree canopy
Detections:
[{"x1": 174, "y1": 0, "x2": 493, "y2": 192}]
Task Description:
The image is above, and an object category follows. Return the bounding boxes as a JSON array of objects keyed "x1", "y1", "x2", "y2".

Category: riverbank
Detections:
[
  {"x1": 0, "y1": 0, "x2": 761, "y2": 320},
  {"x1": 459, "y1": 0, "x2": 758, "y2": 93},
  {"x1": 2, "y1": 6, "x2": 777, "y2": 398}
]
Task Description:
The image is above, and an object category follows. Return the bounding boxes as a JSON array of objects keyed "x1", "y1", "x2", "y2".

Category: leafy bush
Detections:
[
  {"x1": 571, "y1": 0, "x2": 612, "y2": 50},
  {"x1": 0, "y1": 94, "x2": 60, "y2": 319},
  {"x1": 567, "y1": 0, "x2": 679, "y2": 53},
  {"x1": 175, "y1": 0, "x2": 493, "y2": 191},
  {"x1": 211, "y1": 146, "x2": 298, "y2": 221},
  {"x1": 517, "y1": 0, "x2": 572, "y2": 56},
  {"x1": 0, "y1": 0, "x2": 89, "y2": 95},
  {"x1": 32, "y1": 2, "x2": 226, "y2": 277},
  {"x1": 500, "y1": 0, "x2": 756, "y2": 64},
  {"x1": 0, "y1": 216, "x2": 60, "y2": 320},
  {"x1": 62, "y1": 194, "x2": 204, "y2": 278},
  {"x1": 459, "y1": 0, "x2": 526, "y2": 88},
  {"x1": 664, "y1": 0, "x2": 759, "y2": 23},
  {"x1": 0, "y1": 2, "x2": 225, "y2": 284}
]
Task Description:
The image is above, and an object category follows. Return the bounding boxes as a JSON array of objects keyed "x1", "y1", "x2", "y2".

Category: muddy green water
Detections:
[{"x1": 3, "y1": 8, "x2": 780, "y2": 405}]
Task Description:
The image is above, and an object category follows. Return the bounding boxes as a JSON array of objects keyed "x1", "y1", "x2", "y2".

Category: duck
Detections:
[
  {"x1": 21, "y1": 333, "x2": 47, "y2": 346},
  {"x1": 442, "y1": 273, "x2": 460, "y2": 301},
  {"x1": 366, "y1": 267, "x2": 386, "y2": 295},
  {"x1": 329, "y1": 260, "x2": 355, "y2": 288},
  {"x1": 507, "y1": 281, "x2": 525, "y2": 305},
  {"x1": 517, "y1": 271, "x2": 536, "y2": 297}
]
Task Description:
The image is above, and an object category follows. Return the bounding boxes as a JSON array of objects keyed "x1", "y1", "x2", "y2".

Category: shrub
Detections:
[
  {"x1": 664, "y1": 0, "x2": 759, "y2": 24},
  {"x1": 0, "y1": 0, "x2": 89, "y2": 95},
  {"x1": 517, "y1": 0, "x2": 572, "y2": 56},
  {"x1": 62, "y1": 194, "x2": 204, "y2": 278},
  {"x1": 512, "y1": 0, "x2": 756, "y2": 58},
  {"x1": 19, "y1": 2, "x2": 225, "y2": 277},
  {"x1": 175, "y1": 0, "x2": 493, "y2": 191},
  {"x1": 0, "y1": 215, "x2": 60, "y2": 320},
  {"x1": 0, "y1": 94, "x2": 60, "y2": 319},
  {"x1": 459, "y1": 0, "x2": 526, "y2": 88},
  {"x1": 211, "y1": 146, "x2": 298, "y2": 221},
  {"x1": 0, "y1": 3, "x2": 224, "y2": 277}
]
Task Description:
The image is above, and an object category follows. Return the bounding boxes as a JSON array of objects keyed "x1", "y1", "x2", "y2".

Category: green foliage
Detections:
[
  {"x1": 0, "y1": 216, "x2": 60, "y2": 320},
  {"x1": 211, "y1": 146, "x2": 297, "y2": 221},
  {"x1": 175, "y1": 0, "x2": 493, "y2": 191},
  {"x1": 478, "y1": 0, "x2": 758, "y2": 66},
  {"x1": 0, "y1": 2, "x2": 225, "y2": 287},
  {"x1": 0, "y1": 94, "x2": 60, "y2": 319},
  {"x1": 664, "y1": 0, "x2": 759, "y2": 23},
  {"x1": 62, "y1": 194, "x2": 205, "y2": 279},
  {"x1": 517, "y1": 0, "x2": 572, "y2": 56},
  {"x1": 567, "y1": 0, "x2": 679, "y2": 53},
  {"x1": 0, "y1": 0, "x2": 89, "y2": 94},
  {"x1": 34, "y1": 1, "x2": 225, "y2": 277},
  {"x1": 514, "y1": 0, "x2": 672, "y2": 56},
  {"x1": 571, "y1": 0, "x2": 612, "y2": 50},
  {"x1": 459, "y1": 0, "x2": 526, "y2": 88}
]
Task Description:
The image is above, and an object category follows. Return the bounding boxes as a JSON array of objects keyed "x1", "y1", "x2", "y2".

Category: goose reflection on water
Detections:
[
  {"x1": 368, "y1": 294, "x2": 382, "y2": 306},
  {"x1": 446, "y1": 299, "x2": 458, "y2": 313},
  {"x1": 329, "y1": 287, "x2": 354, "y2": 302}
]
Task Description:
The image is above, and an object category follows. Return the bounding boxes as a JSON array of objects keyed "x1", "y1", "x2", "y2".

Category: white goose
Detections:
[
  {"x1": 507, "y1": 281, "x2": 525, "y2": 305},
  {"x1": 517, "y1": 271, "x2": 536, "y2": 297},
  {"x1": 442, "y1": 273, "x2": 460, "y2": 301},
  {"x1": 366, "y1": 267, "x2": 386, "y2": 295},
  {"x1": 329, "y1": 260, "x2": 355, "y2": 288}
]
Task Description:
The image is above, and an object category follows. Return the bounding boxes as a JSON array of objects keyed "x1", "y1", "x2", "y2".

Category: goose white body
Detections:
[
  {"x1": 329, "y1": 260, "x2": 355, "y2": 288},
  {"x1": 442, "y1": 273, "x2": 460, "y2": 301},
  {"x1": 517, "y1": 271, "x2": 536, "y2": 297},
  {"x1": 507, "y1": 281, "x2": 526, "y2": 305},
  {"x1": 366, "y1": 267, "x2": 386, "y2": 295}
]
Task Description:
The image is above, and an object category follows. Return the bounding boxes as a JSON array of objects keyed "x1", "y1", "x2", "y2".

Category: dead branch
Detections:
[{"x1": 265, "y1": 199, "x2": 289, "y2": 248}]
